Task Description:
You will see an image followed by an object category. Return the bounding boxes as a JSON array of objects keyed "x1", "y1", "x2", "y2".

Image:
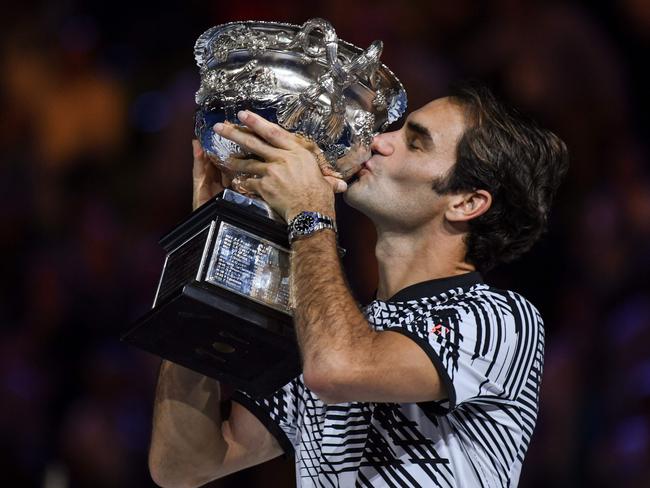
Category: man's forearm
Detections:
[
  {"x1": 291, "y1": 230, "x2": 376, "y2": 385},
  {"x1": 149, "y1": 360, "x2": 227, "y2": 487}
]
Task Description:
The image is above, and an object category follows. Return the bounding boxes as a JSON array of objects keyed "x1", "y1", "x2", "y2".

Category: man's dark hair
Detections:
[{"x1": 434, "y1": 82, "x2": 569, "y2": 272}]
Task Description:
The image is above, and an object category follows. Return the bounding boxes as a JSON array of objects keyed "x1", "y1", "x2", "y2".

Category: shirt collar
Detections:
[{"x1": 384, "y1": 271, "x2": 484, "y2": 302}]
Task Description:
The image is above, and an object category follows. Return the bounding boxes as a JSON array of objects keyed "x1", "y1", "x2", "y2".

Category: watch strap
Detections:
[{"x1": 288, "y1": 211, "x2": 337, "y2": 244}]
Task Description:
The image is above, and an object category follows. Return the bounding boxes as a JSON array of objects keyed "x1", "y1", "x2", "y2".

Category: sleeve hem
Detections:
[
  {"x1": 386, "y1": 327, "x2": 457, "y2": 412},
  {"x1": 231, "y1": 391, "x2": 295, "y2": 459}
]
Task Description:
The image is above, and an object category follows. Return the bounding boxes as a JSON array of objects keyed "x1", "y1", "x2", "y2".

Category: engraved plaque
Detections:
[
  {"x1": 206, "y1": 222, "x2": 291, "y2": 313},
  {"x1": 122, "y1": 192, "x2": 300, "y2": 397}
]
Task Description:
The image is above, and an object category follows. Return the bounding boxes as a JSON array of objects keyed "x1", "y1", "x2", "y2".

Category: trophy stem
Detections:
[{"x1": 221, "y1": 188, "x2": 284, "y2": 222}]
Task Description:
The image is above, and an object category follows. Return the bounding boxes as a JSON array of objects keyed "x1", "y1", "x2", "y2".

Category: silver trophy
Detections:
[
  {"x1": 194, "y1": 18, "x2": 406, "y2": 191},
  {"x1": 123, "y1": 18, "x2": 407, "y2": 397}
]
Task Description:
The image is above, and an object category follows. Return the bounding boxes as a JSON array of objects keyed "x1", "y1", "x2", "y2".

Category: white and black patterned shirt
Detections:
[{"x1": 233, "y1": 272, "x2": 544, "y2": 487}]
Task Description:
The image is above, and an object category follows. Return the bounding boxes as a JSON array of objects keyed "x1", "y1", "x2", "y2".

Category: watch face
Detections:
[{"x1": 295, "y1": 214, "x2": 316, "y2": 234}]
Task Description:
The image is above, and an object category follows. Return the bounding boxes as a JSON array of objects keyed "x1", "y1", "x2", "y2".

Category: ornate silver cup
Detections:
[
  {"x1": 123, "y1": 19, "x2": 407, "y2": 397},
  {"x1": 194, "y1": 18, "x2": 407, "y2": 185}
]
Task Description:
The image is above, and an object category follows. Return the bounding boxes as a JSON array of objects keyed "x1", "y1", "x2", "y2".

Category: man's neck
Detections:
[{"x1": 374, "y1": 225, "x2": 475, "y2": 301}]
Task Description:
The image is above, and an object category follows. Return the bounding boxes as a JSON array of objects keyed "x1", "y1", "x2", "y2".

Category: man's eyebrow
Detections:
[{"x1": 406, "y1": 121, "x2": 434, "y2": 146}]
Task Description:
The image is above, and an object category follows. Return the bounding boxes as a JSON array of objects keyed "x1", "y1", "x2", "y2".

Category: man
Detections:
[{"x1": 148, "y1": 83, "x2": 568, "y2": 487}]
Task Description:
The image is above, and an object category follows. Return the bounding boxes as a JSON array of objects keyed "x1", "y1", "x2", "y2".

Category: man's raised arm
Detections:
[
  {"x1": 148, "y1": 142, "x2": 282, "y2": 487},
  {"x1": 148, "y1": 361, "x2": 282, "y2": 487}
]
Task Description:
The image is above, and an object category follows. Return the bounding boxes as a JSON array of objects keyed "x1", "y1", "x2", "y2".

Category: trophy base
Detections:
[
  {"x1": 123, "y1": 282, "x2": 299, "y2": 398},
  {"x1": 122, "y1": 190, "x2": 300, "y2": 398}
]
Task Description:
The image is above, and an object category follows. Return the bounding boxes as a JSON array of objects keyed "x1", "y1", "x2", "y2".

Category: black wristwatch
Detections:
[{"x1": 288, "y1": 211, "x2": 337, "y2": 244}]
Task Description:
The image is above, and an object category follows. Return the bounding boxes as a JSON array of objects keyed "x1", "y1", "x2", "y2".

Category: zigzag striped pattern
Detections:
[{"x1": 234, "y1": 279, "x2": 544, "y2": 487}]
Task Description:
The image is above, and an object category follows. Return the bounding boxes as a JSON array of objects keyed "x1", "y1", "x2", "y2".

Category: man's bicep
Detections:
[
  {"x1": 323, "y1": 330, "x2": 449, "y2": 404},
  {"x1": 370, "y1": 330, "x2": 449, "y2": 402},
  {"x1": 217, "y1": 401, "x2": 284, "y2": 479}
]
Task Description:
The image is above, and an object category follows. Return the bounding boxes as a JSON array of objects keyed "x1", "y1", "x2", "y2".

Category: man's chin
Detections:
[
  {"x1": 342, "y1": 183, "x2": 373, "y2": 216},
  {"x1": 342, "y1": 181, "x2": 360, "y2": 207}
]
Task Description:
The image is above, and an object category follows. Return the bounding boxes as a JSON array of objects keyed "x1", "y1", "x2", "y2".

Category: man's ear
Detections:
[{"x1": 445, "y1": 189, "x2": 492, "y2": 222}]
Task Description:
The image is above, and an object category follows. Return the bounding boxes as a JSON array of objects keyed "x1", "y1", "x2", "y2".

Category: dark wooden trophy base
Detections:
[{"x1": 122, "y1": 190, "x2": 300, "y2": 398}]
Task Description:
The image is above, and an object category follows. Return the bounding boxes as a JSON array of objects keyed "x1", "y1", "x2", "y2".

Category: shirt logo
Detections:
[{"x1": 430, "y1": 323, "x2": 450, "y2": 336}]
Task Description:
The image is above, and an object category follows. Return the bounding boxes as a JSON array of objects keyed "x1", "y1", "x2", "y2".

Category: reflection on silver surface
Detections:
[
  {"x1": 221, "y1": 189, "x2": 283, "y2": 222},
  {"x1": 194, "y1": 18, "x2": 407, "y2": 180},
  {"x1": 206, "y1": 222, "x2": 291, "y2": 314}
]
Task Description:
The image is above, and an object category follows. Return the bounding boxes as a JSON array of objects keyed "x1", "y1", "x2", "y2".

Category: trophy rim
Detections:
[
  {"x1": 194, "y1": 19, "x2": 406, "y2": 102},
  {"x1": 193, "y1": 18, "x2": 408, "y2": 174}
]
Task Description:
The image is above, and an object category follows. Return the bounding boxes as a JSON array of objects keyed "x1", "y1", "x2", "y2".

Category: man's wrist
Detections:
[
  {"x1": 288, "y1": 210, "x2": 337, "y2": 244},
  {"x1": 291, "y1": 227, "x2": 338, "y2": 250},
  {"x1": 286, "y1": 206, "x2": 335, "y2": 223}
]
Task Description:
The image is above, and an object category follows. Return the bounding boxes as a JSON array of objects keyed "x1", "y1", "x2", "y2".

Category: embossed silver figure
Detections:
[{"x1": 194, "y1": 18, "x2": 407, "y2": 181}]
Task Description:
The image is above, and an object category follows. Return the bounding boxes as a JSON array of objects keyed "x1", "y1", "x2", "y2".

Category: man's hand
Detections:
[
  {"x1": 214, "y1": 111, "x2": 347, "y2": 222},
  {"x1": 192, "y1": 139, "x2": 233, "y2": 211}
]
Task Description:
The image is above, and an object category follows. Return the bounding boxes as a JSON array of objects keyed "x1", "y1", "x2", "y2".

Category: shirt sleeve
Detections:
[
  {"x1": 231, "y1": 376, "x2": 303, "y2": 456},
  {"x1": 381, "y1": 292, "x2": 543, "y2": 413}
]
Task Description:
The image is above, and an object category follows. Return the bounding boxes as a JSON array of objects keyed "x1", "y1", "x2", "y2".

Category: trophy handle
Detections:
[
  {"x1": 278, "y1": 19, "x2": 384, "y2": 144},
  {"x1": 342, "y1": 41, "x2": 383, "y2": 87},
  {"x1": 294, "y1": 18, "x2": 340, "y2": 65},
  {"x1": 293, "y1": 18, "x2": 382, "y2": 88}
]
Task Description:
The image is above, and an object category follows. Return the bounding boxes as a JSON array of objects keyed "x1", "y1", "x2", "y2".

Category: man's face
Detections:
[{"x1": 344, "y1": 97, "x2": 467, "y2": 230}]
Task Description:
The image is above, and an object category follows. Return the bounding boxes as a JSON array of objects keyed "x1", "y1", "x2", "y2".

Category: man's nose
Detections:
[{"x1": 370, "y1": 132, "x2": 395, "y2": 156}]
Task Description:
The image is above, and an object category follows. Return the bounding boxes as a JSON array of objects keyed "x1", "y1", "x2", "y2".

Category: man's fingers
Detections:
[
  {"x1": 324, "y1": 176, "x2": 348, "y2": 194},
  {"x1": 220, "y1": 171, "x2": 233, "y2": 188},
  {"x1": 192, "y1": 139, "x2": 207, "y2": 178},
  {"x1": 192, "y1": 139, "x2": 202, "y2": 159},
  {"x1": 235, "y1": 110, "x2": 322, "y2": 153},
  {"x1": 239, "y1": 175, "x2": 263, "y2": 197},
  {"x1": 227, "y1": 157, "x2": 269, "y2": 177},
  {"x1": 236, "y1": 110, "x2": 299, "y2": 150},
  {"x1": 214, "y1": 122, "x2": 280, "y2": 161},
  {"x1": 193, "y1": 139, "x2": 223, "y2": 175},
  {"x1": 317, "y1": 159, "x2": 343, "y2": 179},
  {"x1": 192, "y1": 139, "x2": 227, "y2": 210},
  {"x1": 292, "y1": 132, "x2": 322, "y2": 153}
]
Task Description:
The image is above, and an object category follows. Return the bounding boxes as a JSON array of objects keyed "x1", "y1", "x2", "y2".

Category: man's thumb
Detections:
[{"x1": 325, "y1": 176, "x2": 348, "y2": 193}]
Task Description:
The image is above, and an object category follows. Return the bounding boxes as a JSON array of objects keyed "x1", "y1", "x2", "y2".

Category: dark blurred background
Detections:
[{"x1": 1, "y1": 0, "x2": 649, "y2": 486}]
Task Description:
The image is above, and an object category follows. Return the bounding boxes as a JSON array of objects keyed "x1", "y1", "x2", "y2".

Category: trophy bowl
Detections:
[
  {"x1": 122, "y1": 19, "x2": 407, "y2": 398},
  {"x1": 194, "y1": 18, "x2": 407, "y2": 180}
]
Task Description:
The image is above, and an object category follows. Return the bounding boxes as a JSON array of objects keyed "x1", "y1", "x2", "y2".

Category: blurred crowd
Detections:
[{"x1": 1, "y1": 1, "x2": 648, "y2": 487}]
